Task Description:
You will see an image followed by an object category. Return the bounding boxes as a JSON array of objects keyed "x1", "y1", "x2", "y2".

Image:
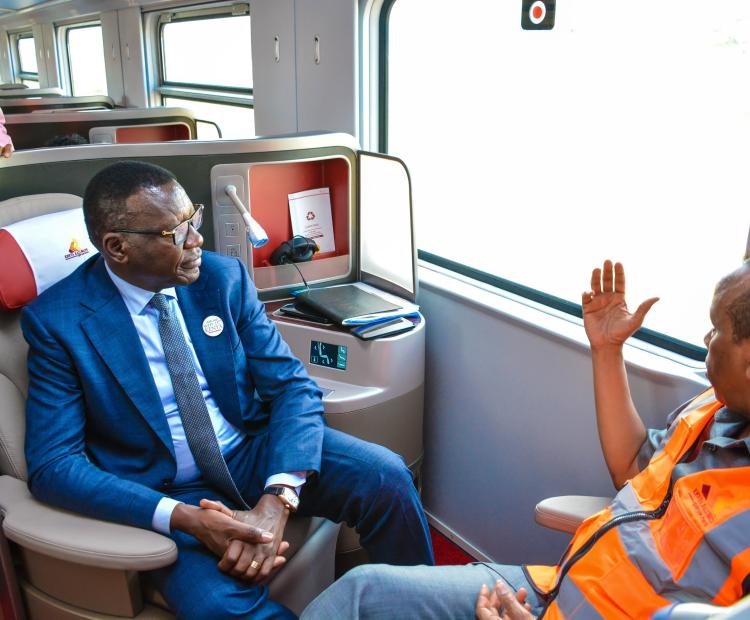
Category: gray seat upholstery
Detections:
[{"x1": 0, "y1": 194, "x2": 339, "y2": 618}]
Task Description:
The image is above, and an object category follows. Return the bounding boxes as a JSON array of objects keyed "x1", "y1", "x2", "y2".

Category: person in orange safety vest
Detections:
[{"x1": 299, "y1": 260, "x2": 750, "y2": 620}]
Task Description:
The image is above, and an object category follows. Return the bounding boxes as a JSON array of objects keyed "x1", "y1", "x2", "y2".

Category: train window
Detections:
[
  {"x1": 383, "y1": 0, "x2": 750, "y2": 359},
  {"x1": 62, "y1": 24, "x2": 107, "y2": 96},
  {"x1": 11, "y1": 32, "x2": 39, "y2": 87},
  {"x1": 156, "y1": 5, "x2": 254, "y2": 139},
  {"x1": 162, "y1": 97, "x2": 254, "y2": 139}
]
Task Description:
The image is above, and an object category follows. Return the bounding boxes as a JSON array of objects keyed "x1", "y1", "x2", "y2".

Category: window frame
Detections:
[
  {"x1": 57, "y1": 21, "x2": 106, "y2": 96},
  {"x1": 155, "y1": 3, "x2": 254, "y2": 113},
  {"x1": 377, "y1": 0, "x2": 707, "y2": 361},
  {"x1": 9, "y1": 30, "x2": 39, "y2": 86}
]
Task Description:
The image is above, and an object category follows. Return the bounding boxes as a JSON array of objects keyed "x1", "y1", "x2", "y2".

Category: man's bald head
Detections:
[{"x1": 715, "y1": 262, "x2": 750, "y2": 343}]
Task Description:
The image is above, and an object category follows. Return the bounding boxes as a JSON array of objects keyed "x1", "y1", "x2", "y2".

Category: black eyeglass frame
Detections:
[{"x1": 111, "y1": 204, "x2": 204, "y2": 246}]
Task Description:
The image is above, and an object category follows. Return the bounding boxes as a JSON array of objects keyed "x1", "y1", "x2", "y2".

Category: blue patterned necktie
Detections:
[{"x1": 151, "y1": 293, "x2": 248, "y2": 509}]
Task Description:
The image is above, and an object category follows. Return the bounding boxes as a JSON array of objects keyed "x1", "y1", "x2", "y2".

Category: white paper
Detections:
[{"x1": 288, "y1": 187, "x2": 336, "y2": 253}]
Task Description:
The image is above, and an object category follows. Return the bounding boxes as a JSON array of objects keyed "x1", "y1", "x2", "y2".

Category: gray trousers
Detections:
[{"x1": 300, "y1": 562, "x2": 545, "y2": 620}]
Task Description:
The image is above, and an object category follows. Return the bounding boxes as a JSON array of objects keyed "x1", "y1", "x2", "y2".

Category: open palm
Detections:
[{"x1": 582, "y1": 261, "x2": 658, "y2": 349}]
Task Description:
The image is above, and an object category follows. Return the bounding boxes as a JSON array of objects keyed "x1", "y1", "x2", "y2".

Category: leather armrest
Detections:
[
  {"x1": 0, "y1": 475, "x2": 177, "y2": 570},
  {"x1": 534, "y1": 495, "x2": 612, "y2": 534}
]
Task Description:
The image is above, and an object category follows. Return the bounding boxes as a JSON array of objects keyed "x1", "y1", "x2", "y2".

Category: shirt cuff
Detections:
[
  {"x1": 265, "y1": 472, "x2": 308, "y2": 496},
  {"x1": 152, "y1": 497, "x2": 183, "y2": 535}
]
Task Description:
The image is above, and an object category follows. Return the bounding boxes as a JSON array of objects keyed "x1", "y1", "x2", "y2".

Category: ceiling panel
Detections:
[{"x1": 0, "y1": 0, "x2": 52, "y2": 10}]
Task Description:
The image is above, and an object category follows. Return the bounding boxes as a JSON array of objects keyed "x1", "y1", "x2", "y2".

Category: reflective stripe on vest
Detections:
[{"x1": 526, "y1": 389, "x2": 750, "y2": 619}]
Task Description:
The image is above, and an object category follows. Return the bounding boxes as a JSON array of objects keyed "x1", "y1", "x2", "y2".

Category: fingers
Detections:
[
  {"x1": 257, "y1": 554, "x2": 276, "y2": 582},
  {"x1": 614, "y1": 262, "x2": 625, "y2": 294},
  {"x1": 602, "y1": 260, "x2": 614, "y2": 293},
  {"x1": 515, "y1": 587, "x2": 528, "y2": 606},
  {"x1": 494, "y1": 581, "x2": 531, "y2": 620},
  {"x1": 591, "y1": 268, "x2": 602, "y2": 295},
  {"x1": 228, "y1": 521, "x2": 274, "y2": 544},
  {"x1": 475, "y1": 584, "x2": 498, "y2": 620},
  {"x1": 633, "y1": 297, "x2": 660, "y2": 325},
  {"x1": 590, "y1": 260, "x2": 623, "y2": 298},
  {"x1": 218, "y1": 539, "x2": 244, "y2": 573},
  {"x1": 1, "y1": 145, "x2": 11, "y2": 158},
  {"x1": 581, "y1": 291, "x2": 594, "y2": 306},
  {"x1": 277, "y1": 541, "x2": 290, "y2": 555},
  {"x1": 200, "y1": 498, "x2": 234, "y2": 517}
]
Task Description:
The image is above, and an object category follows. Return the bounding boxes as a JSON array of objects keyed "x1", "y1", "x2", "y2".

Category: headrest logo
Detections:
[{"x1": 64, "y1": 238, "x2": 90, "y2": 261}]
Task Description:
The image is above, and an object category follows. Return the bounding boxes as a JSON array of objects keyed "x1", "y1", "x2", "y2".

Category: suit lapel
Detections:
[
  {"x1": 176, "y1": 276, "x2": 241, "y2": 425},
  {"x1": 80, "y1": 259, "x2": 175, "y2": 458}
]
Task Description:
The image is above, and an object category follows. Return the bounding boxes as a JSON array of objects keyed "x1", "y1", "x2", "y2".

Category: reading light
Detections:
[{"x1": 224, "y1": 184, "x2": 269, "y2": 248}]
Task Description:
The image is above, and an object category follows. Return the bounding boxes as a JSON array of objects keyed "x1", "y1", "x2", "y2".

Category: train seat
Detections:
[{"x1": 0, "y1": 194, "x2": 339, "y2": 619}]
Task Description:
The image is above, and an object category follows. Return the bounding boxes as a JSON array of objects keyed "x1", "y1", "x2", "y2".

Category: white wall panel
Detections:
[
  {"x1": 0, "y1": 29, "x2": 12, "y2": 83},
  {"x1": 31, "y1": 24, "x2": 48, "y2": 86},
  {"x1": 101, "y1": 10, "x2": 125, "y2": 105},
  {"x1": 251, "y1": 0, "x2": 297, "y2": 136},
  {"x1": 117, "y1": 7, "x2": 147, "y2": 108},
  {"x1": 39, "y1": 23, "x2": 60, "y2": 89},
  {"x1": 295, "y1": 0, "x2": 357, "y2": 136},
  {"x1": 418, "y1": 272, "x2": 705, "y2": 565}
]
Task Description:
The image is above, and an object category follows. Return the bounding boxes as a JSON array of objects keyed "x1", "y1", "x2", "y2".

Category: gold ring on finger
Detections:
[{"x1": 250, "y1": 560, "x2": 261, "y2": 570}]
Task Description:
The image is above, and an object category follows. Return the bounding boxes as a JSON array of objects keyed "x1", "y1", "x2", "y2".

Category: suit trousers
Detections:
[{"x1": 146, "y1": 427, "x2": 434, "y2": 619}]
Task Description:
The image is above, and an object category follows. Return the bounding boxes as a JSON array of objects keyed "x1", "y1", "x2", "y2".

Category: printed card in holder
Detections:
[{"x1": 288, "y1": 187, "x2": 336, "y2": 253}]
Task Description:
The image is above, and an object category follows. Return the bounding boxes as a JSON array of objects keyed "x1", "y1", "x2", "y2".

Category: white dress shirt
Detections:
[{"x1": 105, "y1": 264, "x2": 305, "y2": 534}]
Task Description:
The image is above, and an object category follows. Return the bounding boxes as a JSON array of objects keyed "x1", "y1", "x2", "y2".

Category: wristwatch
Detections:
[{"x1": 264, "y1": 485, "x2": 300, "y2": 512}]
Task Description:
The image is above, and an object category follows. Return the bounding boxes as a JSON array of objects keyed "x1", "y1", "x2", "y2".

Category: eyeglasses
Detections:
[{"x1": 112, "y1": 204, "x2": 204, "y2": 247}]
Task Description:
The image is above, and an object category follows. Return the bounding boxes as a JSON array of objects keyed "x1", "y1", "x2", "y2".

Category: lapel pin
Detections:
[{"x1": 202, "y1": 315, "x2": 224, "y2": 337}]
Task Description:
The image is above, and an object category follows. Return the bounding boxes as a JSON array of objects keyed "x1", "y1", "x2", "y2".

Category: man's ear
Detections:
[{"x1": 101, "y1": 233, "x2": 129, "y2": 265}]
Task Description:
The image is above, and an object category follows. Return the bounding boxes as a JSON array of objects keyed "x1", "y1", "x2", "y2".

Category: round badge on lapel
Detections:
[{"x1": 202, "y1": 316, "x2": 224, "y2": 337}]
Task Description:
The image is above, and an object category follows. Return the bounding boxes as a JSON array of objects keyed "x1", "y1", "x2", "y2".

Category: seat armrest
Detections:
[
  {"x1": 0, "y1": 476, "x2": 176, "y2": 570},
  {"x1": 534, "y1": 495, "x2": 612, "y2": 534}
]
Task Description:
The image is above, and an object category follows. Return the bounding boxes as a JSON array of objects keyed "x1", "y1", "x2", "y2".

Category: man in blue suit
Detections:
[{"x1": 22, "y1": 161, "x2": 433, "y2": 619}]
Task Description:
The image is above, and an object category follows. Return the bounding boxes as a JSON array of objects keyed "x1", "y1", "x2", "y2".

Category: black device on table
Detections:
[{"x1": 278, "y1": 302, "x2": 333, "y2": 325}]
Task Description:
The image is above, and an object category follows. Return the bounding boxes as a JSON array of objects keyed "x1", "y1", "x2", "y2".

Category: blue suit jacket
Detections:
[{"x1": 22, "y1": 252, "x2": 324, "y2": 530}]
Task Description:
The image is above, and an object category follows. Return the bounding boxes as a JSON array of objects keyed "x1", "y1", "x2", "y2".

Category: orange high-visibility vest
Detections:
[{"x1": 525, "y1": 389, "x2": 750, "y2": 619}]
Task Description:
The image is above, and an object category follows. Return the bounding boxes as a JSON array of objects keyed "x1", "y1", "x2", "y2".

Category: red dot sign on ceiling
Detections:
[{"x1": 522, "y1": 0, "x2": 555, "y2": 30}]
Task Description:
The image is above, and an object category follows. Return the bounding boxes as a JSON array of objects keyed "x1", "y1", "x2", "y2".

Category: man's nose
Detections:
[{"x1": 184, "y1": 224, "x2": 203, "y2": 248}]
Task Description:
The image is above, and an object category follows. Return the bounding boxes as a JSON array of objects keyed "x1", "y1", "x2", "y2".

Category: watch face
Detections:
[{"x1": 282, "y1": 487, "x2": 300, "y2": 509}]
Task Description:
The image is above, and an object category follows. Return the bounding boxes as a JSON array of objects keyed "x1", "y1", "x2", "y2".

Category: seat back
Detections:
[{"x1": 0, "y1": 194, "x2": 84, "y2": 481}]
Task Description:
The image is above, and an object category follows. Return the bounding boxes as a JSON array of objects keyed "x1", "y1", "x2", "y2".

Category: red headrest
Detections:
[{"x1": 0, "y1": 206, "x2": 97, "y2": 310}]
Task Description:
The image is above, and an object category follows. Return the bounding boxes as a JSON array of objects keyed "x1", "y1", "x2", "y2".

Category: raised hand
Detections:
[
  {"x1": 201, "y1": 497, "x2": 289, "y2": 584},
  {"x1": 582, "y1": 260, "x2": 658, "y2": 350},
  {"x1": 475, "y1": 581, "x2": 535, "y2": 620}
]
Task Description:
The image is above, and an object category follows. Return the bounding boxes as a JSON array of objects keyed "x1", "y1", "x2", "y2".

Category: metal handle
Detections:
[
  {"x1": 273, "y1": 35, "x2": 280, "y2": 63},
  {"x1": 313, "y1": 35, "x2": 320, "y2": 65}
]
